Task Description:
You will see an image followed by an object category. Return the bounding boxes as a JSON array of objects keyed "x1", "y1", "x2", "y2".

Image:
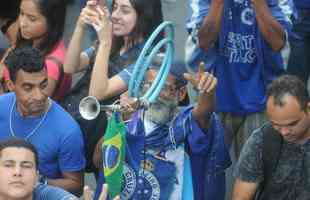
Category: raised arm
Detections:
[
  {"x1": 88, "y1": 7, "x2": 127, "y2": 100},
  {"x1": 64, "y1": 1, "x2": 99, "y2": 73},
  {"x1": 198, "y1": 0, "x2": 224, "y2": 52},
  {"x1": 184, "y1": 62, "x2": 217, "y2": 132},
  {"x1": 252, "y1": 0, "x2": 285, "y2": 51}
]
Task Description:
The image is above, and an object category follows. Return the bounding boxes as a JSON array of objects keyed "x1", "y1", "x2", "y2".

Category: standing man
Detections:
[
  {"x1": 186, "y1": 0, "x2": 294, "y2": 158},
  {"x1": 0, "y1": 46, "x2": 85, "y2": 196},
  {"x1": 233, "y1": 75, "x2": 310, "y2": 200},
  {"x1": 0, "y1": 138, "x2": 78, "y2": 200}
]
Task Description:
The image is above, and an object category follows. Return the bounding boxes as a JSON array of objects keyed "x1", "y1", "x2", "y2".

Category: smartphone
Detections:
[{"x1": 91, "y1": 0, "x2": 112, "y2": 13}]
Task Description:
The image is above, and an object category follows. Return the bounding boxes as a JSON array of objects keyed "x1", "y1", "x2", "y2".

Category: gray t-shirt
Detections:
[{"x1": 235, "y1": 127, "x2": 310, "y2": 200}]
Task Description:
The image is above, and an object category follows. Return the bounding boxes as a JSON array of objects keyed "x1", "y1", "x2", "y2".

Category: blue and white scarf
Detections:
[{"x1": 120, "y1": 110, "x2": 194, "y2": 200}]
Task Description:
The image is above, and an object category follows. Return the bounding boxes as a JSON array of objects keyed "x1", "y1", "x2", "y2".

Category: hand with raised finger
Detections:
[
  {"x1": 197, "y1": 71, "x2": 217, "y2": 97},
  {"x1": 183, "y1": 62, "x2": 207, "y2": 91},
  {"x1": 184, "y1": 62, "x2": 217, "y2": 112}
]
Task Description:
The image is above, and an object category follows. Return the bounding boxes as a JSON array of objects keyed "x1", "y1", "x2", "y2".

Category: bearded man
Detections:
[{"x1": 93, "y1": 62, "x2": 231, "y2": 200}]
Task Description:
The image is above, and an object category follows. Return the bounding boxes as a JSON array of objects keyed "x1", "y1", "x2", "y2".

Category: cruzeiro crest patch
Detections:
[{"x1": 121, "y1": 163, "x2": 161, "y2": 200}]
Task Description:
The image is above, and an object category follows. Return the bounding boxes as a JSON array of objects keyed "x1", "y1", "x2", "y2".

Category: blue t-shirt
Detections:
[
  {"x1": 186, "y1": 0, "x2": 294, "y2": 115},
  {"x1": 0, "y1": 93, "x2": 86, "y2": 179},
  {"x1": 94, "y1": 107, "x2": 231, "y2": 200}
]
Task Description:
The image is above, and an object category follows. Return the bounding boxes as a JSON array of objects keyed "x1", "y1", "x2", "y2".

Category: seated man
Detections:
[
  {"x1": 0, "y1": 138, "x2": 78, "y2": 200},
  {"x1": 0, "y1": 46, "x2": 85, "y2": 196},
  {"x1": 233, "y1": 75, "x2": 310, "y2": 200},
  {"x1": 94, "y1": 62, "x2": 231, "y2": 200}
]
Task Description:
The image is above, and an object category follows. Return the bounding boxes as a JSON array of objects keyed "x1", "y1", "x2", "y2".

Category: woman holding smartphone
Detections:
[{"x1": 64, "y1": 0, "x2": 163, "y2": 100}]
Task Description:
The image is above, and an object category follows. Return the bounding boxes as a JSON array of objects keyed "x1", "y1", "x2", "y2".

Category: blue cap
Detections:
[
  {"x1": 169, "y1": 60, "x2": 188, "y2": 88},
  {"x1": 148, "y1": 53, "x2": 188, "y2": 88}
]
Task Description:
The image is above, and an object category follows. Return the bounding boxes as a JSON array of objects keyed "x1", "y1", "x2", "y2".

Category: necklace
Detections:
[{"x1": 9, "y1": 97, "x2": 51, "y2": 140}]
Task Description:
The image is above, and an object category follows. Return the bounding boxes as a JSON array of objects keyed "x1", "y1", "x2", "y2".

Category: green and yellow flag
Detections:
[{"x1": 102, "y1": 112, "x2": 126, "y2": 199}]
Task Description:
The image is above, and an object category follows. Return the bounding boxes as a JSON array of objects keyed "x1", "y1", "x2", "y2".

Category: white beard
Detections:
[{"x1": 144, "y1": 97, "x2": 178, "y2": 125}]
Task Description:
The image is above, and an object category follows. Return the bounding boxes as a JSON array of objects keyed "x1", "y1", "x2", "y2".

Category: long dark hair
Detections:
[
  {"x1": 16, "y1": 0, "x2": 69, "y2": 56},
  {"x1": 110, "y1": 0, "x2": 163, "y2": 58}
]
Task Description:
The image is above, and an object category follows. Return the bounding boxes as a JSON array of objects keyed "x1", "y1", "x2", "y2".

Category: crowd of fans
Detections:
[{"x1": 0, "y1": 0, "x2": 309, "y2": 200}]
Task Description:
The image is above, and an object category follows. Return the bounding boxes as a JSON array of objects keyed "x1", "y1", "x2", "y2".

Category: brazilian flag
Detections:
[{"x1": 102, "y1": 112, "x2": 126, "y2": 199}]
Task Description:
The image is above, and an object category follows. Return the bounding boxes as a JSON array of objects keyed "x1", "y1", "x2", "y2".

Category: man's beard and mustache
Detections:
[{"x1": 144, "y1": 97, "x2": 178, "y2": 125}]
